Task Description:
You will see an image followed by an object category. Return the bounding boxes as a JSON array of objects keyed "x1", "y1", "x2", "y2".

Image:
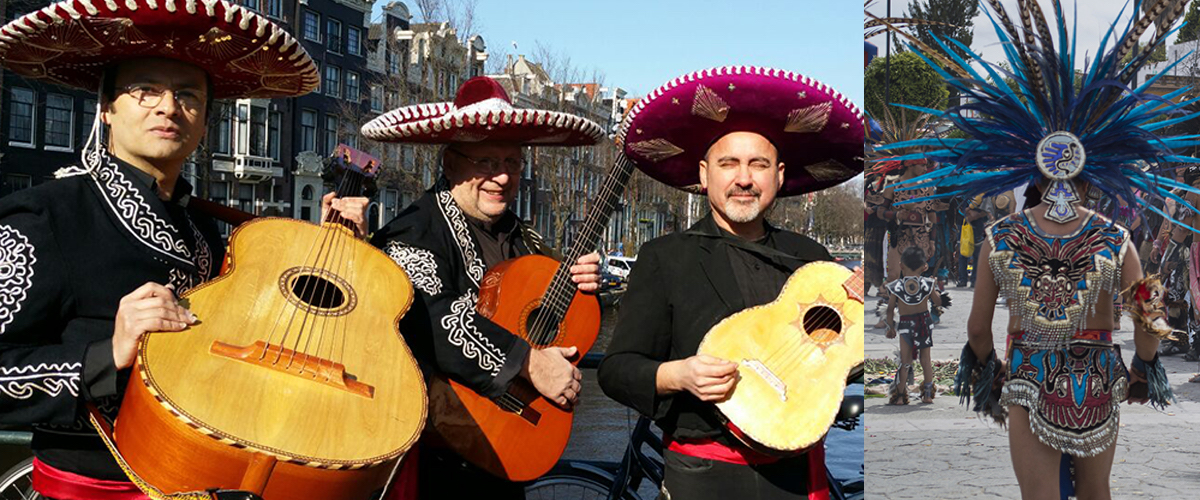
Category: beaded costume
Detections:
[{"x1": 989, "y1": 210, "x2": 1130, "y2": 456}]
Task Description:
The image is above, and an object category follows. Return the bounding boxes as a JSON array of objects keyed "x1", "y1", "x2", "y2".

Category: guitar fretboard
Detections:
[{"x1": 844, "y1": 266, "x2": 865, "y2": 304}]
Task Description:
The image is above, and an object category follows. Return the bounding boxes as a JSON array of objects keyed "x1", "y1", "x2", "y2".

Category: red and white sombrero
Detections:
[
  {"x1": 619, "y1": 66, "x2": 864, "y2": 197},
  {"x1": 362, "y1": 76, "x2": 605, "y2": 146},
  {"x1": 0, "y1": 0, "x2": 317, "y2": 98}
]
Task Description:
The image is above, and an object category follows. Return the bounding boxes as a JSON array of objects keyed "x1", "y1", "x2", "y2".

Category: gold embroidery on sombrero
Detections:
[
  {"x1": 691, "y1": 84, "x2": 729, "y2": 123},
  {"x1": 628, "y1": 138, "x2": 685, "y2": 163},
  {"x1": 803, "y1": 159, "x2": 852, "y2": 182},
  {"x1": 785, "y1": 101, "x2": 832, "y2": 134}
]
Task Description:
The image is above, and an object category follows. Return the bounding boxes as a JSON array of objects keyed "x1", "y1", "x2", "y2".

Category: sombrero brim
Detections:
[
  {"x1": 0, "y1": 0, "x2": 318, "y2": 98},
  {"x1": 361, "y1": 99, "x2": 605, "y2": 146},
  {"x1": 618, "y1": 66, "x2": 864, "y2": 197}
]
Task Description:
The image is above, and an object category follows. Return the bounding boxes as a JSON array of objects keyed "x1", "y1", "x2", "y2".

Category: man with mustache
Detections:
[
  {"x1": 597, "y1": 67, "x2": 863, "y2": 500},
  {"x1": 362, "y1": 76, "x2": 603, "y2": 499}
]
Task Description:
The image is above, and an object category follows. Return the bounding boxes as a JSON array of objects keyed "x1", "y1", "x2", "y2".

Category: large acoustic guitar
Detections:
[
  {"x1": 103, "y1": 146, "x2": 427, "y2": 499},
  {"x1": 424, "y1": 153, "x2": 637, "y2": 481},
  {"x1": 697, "y1": 262, "x2": 864, "y2": 454}
]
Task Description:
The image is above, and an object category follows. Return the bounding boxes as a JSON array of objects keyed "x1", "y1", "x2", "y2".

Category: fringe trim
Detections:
[
  {"x1": 1001, "y1": 380, "x2": 1119, "y2": 457},
  {"x1": 954, "y1": 344, "x2": 1007, "y2": 425},
  {"x1": 1132, "y1": 353, "x2": 1176, "y2": 410}
]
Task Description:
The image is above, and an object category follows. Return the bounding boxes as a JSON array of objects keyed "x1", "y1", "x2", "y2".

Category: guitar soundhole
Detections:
[
  {"x1": 278, "y1": 266, "x2": 358, "y2": 316},
  {"x1": 804, "y1": 305, "x2": 842, "y2": 344},
  {"x1": 292, "y1": 275, "x2": 346, "y2": 309}
]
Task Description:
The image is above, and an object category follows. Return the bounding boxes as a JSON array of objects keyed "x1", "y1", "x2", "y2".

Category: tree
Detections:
[
  {"x1": 864, "y1": 51, "x2": 948, "y2": 123},
  {"x1": 905, "y1": 0, "x2": 978, "y2": 61},
  {"x1": 1174, "y1": 0, "x2": 1200, "y2": 44}
]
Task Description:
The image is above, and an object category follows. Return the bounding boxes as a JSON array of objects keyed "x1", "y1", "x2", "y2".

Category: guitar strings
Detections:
[
  {"x1": 304, "y1": 171, "x2": 364, "y2": 377},
  {"x1": 269, "y1": 172, "x2": 351, "y2": 366}
]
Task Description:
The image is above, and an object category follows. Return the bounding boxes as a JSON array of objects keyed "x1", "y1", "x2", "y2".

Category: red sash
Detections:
[
  {"x1": 32, "y1": 458, "x2": 148, "y2": 500},
  {"x1": 665, "y1": 436, "x2": 829, "y2": 500},
  {"x1": 381, "y1": 445, "x2": 420, "y2": 500}
]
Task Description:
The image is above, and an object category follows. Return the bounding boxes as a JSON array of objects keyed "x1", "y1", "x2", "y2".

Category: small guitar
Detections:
[
  {"x1": 423, "y1": 153, "x2": 637, "y2": 481},
  {"x1": 697, "y1": 262, "x2": 865, "y2": 454}
]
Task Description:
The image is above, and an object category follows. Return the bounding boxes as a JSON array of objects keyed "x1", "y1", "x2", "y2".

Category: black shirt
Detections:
[
  {"x1": 467, "y1": 212, "x2": 522, "y2": 269},
  {"x1": 721, "y1": 228, "x2": 792, "y2": 309}
]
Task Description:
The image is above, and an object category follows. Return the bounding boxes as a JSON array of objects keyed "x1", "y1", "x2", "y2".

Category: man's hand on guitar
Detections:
[
  {"x1": 321, "y1": 192, "x2": 370, "y2": 238},
  {"x1": 113, "y1": 282, "x2": 197, "y2": 370},
  {"x1": 569, "y1": 252, "x2": 602, "y2": 293},
  {"x1": 523, "y1": 346, "x2": 583, "y2": 409},
  {"x1": 658, "y1": 355, "x2": 739, "y2": 402}
]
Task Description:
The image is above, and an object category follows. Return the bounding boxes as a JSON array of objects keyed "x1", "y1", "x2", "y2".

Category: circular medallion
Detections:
[{"x1": 1035, "y1": 131, "x2": 1085, "y2": 180}]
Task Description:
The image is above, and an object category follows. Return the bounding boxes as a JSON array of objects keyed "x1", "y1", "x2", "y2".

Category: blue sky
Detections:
[{"x1": 376, "y1": 0, "x2": 861, "y2": 105}]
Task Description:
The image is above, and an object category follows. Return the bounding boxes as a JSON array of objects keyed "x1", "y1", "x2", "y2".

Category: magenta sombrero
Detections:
[
  {"x1": 618, "y1": 66, "x2": 864, "y2": 197},
  {"x1": 0, "y1": 0, "x2": 317, "y2": 98},
  {"x1": 362, "y1": 76, "x2": 605, "y2": 146}
]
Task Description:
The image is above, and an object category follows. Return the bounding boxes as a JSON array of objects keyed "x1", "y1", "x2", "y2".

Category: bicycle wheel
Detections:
[
  {"x1": 525, "y1": 467, "x2": 640, "y2": 500},
  {"x1": 0, "y1": 457, "x2": 40, "y2": 500}
]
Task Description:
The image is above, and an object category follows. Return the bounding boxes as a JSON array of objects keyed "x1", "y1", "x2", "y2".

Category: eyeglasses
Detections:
[
  {"x1": 121, "y1": 83, "x2": 206, "y2": 114},
  {"x1": 448, "y1": 148, "x2": 525, "y2": 176}
]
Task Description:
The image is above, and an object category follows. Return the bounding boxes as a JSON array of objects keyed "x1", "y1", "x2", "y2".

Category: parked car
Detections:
[{"x1": 603, "y1": 255, "x2": 637, "y2": 280}]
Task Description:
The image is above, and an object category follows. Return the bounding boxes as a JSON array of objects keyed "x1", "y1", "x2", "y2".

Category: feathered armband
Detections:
[{"x1": 954, "y1": 344, "x2": 1006, "y2": 425}]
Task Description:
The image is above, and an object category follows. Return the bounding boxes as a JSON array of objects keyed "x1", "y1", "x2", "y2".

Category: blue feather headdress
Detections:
[{"x1": 876, "y1": 0, "x2": 1200, "y2": 229}]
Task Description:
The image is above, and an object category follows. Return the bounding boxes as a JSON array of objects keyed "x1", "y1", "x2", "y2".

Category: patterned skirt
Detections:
[{"x1": 1000, "y1": 330, "x2": 1129, "y2": 457}]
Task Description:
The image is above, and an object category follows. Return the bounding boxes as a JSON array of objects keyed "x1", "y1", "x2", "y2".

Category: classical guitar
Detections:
[
  {"x1": 424, "y1": 153, "x2": 637, "y2": 481},
  {"x1": 104, "y1": 145, "x2": 427, "y2": 499},
  {"x1": 697, "y1": 262, "x2": 865, "y2": 454}
]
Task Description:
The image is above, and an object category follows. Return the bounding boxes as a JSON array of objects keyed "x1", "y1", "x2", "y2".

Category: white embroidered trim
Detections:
[
  {"x1": 89, "y1": 151, "x2": 193, "y2": 267},
  {"x1": 440, "y1": 292, "x2": 505, "y2": 376},
  {"x1": 35, "y1": 394, "x2": 120, "y2": 434},
  {"x1": 167, "y1": 219, "x2": 212, "y2": 292},
  {"x1": 0, "y1": 225, "x2": 36, "y2": 335},
  {"x1": 434, "y1": 178, "x2": 485, "y2": 287},
  {"x1": 0, "y1": 362, "x2": 81, "y2": 399},
  {"x1": 384, "y1": 241, "x2": 443, "y2": 295}
]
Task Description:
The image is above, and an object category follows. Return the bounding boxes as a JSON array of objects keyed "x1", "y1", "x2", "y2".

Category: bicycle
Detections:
[{"x1": 525, "y1": 391, "x2": 865, "y2": 500}]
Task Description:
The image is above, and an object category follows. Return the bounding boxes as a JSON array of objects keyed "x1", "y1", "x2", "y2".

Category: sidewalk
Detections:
[{"x1": 865, "y1": 286, "x2": 1200, "y2": 499}]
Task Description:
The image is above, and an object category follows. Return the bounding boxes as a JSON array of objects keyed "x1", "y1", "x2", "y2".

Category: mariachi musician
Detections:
[
  {"x1": 0, "y1": 1, "x2": 368, "y2": 498},
  {"x1": 361, "y1": 77, "x2": 603, "y2": 499},
  {"x1": 597, "y1": 67, "x2": 863, "y2": 500}
]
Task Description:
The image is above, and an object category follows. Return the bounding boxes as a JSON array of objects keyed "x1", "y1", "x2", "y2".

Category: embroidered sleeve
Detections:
[
  {"x1": 0, "y1": 199, "x2": 94, "y2": 426},
  {"x1": 384, "y1": 241, "x2": 444, "y2": 295},
  {"x1": 371, "y1": 210, "x2": 530, "y2": 399}
]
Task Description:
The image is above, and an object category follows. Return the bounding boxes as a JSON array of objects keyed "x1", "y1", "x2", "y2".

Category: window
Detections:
[
  {"x1": 370, "y1": 85, "x2": 383, "y2": 112},
  {"x1": 211, "y1": 102, "x2": 232, "y2": 155},
  {"x1": 8, "y1": 88, "x2": 34, "y2": 146},
  {"x1": 345, "y1": 71, "x2": 360, "y2": 102},
  {"x1": 82, "y1": 99, "x2": 97, "y2": 138},
  {"x1": 266, "y1": 0, "x2": 282, "y2": 18},
  {"x1": 237, "y1": 183, "x2": 255, "y2": 213},
  {"x1": 344, "y1": 124, "x2": 358, "y2": 149},
  {"x1": 326, "y1": 19, "x2": 342, "y2": 54},
  {"x1": 44, "y1": 93, "x2": 73, "y2": 150},
  {"x1": 268, "y1": 111, "x2": 281, "y2": 161},
  {"x1": 241, "y1": 0, "x2": 259, "y2": 11},
  {"x1": 301, "y1": 185, "x2": 314, "y2": 221},
  {"x1": 249, "y1": 106, "x2": 267, "y2": 157},
  {"x1": 236, "y1": 104, "x2": 249, "y2": 155},
  {"x1": 386, "y1": 50, "x2": 400, "y2": 75},
  {"x1": 303, "y1": 11, "x2": 320, "y2": 42},
  {"x1": 324, "y1": 65, "x2": 340, "y2": 98},
  {"x1": 347, "y1": 26, "x2": 361, "y2": 56},
  {"x1": 324, "y1": 114, "x2": 338, "y2": 154},
  {"x1": 300, "y1": 109, "x2": 317, "y2": 152}
]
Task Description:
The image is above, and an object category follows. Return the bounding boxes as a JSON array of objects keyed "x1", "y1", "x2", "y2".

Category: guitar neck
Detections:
[
  {"x1": 844, "y1": 266, "x2": 865, "y2": 304},
  {"x1": 537, "y1": 153, "x2": 637, "y2": 324}
]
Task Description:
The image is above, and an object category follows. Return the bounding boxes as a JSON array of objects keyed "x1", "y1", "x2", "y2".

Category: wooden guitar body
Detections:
[
  {"x1": 697, "y1": 262, "x2": 864, "y2": 454},
  {"x1": 426, "y1": 254, "x2": 600, "y2": 481},
  {"x1": 114, "y1": 217, "x2": 427, "y2": 499}
]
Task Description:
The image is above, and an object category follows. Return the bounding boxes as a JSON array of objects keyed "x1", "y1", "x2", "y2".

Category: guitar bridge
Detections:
[
  {"x1": 742, "y1": 359, "x2": 787, "y2": 402},
  {"x1": 210, "y1": 340, "x2": 374, "y2": 399}
]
